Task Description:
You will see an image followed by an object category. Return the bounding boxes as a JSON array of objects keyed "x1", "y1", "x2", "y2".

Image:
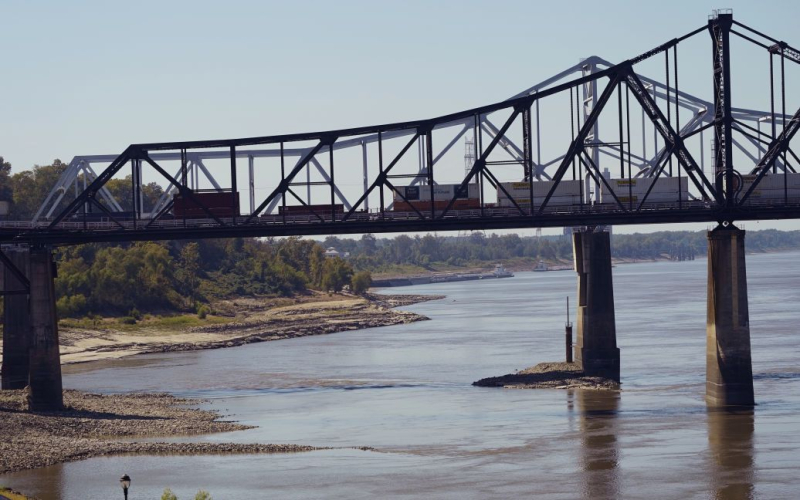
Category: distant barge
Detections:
[{"x1": 372, "y1": 264, "x2": 513, "y2": 288}]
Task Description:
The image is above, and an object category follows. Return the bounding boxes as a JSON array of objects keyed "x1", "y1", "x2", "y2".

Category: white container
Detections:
[
  {"x1": 600, "y1": 176, "x2": 688, "y2": 204},
  {"x1": 740, "y1": 173, "x2": 800, "y2": 192},
  {"x1": 395, "y1": 183, "x2": 480, "y2": 203}
]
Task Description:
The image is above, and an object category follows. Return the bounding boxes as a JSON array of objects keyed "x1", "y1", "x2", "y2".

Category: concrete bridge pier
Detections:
[
  {"x1": 573, "y1": 229, "x2": 620, "y2": 382},
  {"x1": 706, "y1": 226, "x2": 754, "y2": 407},
  {"x1": 27, "y1": 247, "x2": 63, "y2": 411},
  {"x1": 2, "y1": 247, "x2": 31, "y2": 390}
]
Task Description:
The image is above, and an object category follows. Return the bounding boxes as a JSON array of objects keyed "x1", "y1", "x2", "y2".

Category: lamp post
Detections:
[{"x1": 120, "y1": 474, "x2": 131, "y2": 500}]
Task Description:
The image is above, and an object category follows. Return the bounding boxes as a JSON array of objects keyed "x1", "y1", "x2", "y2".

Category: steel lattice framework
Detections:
[{"x1": 2, "y1": 11, "x2": 800, "y2": 246}]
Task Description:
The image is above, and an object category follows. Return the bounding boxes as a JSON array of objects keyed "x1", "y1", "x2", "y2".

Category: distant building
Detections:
[{"x1": 324, "y1": 247, "x2": 350, "y2": 259}]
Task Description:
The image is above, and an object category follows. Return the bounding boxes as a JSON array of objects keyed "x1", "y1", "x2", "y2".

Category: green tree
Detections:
[
  {"x1": 9, "y1": 160, "x2": 69, "y2": 219},
  {"x1": 351, "y1": 271, "x2": 372, "y2": 294},
  {"x1": 195, "y1": 491, "x2": 212, "y2": 500},
  {"x1": 178, "y1": 242, "x2": 201, "y2": 301},
  {"x1": 0, "y1": 156, "x2": 12, "y2": 202},
  {"x1": 320, "y1": 257, "x2": 353, "y2": 292}
]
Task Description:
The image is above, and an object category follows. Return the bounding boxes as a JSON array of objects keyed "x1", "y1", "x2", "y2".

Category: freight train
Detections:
[{"x1": 64, "y1": 173, "x2": 800, "y2": 225}]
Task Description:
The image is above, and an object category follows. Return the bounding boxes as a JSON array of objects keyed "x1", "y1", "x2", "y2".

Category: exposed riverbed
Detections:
[{"x1": 3, "y1": 252, "x2": 800, "y2": 499}]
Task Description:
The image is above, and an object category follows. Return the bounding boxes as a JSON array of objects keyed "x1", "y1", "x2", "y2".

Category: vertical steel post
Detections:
[
  {"x1": 248, "y1": 155, "x2": 255, "y2": 215},
  {"x1": 130, "y1": 160, "x2": 138, "y2": 228},
  {"x1": 361, "y1": 141, "x2": 369, "y2": 212},
  {"x1": 181, "y1": 149, "x2": 188, "y2": 188},
  {"x1": 770, "y1": 53, "x2": 776, "y2": 173},
  {"x1": 329, "y1": 144, "x2": 336, "y2": 222},
  {"x1": 710, "y1": 13, "x2": 734, "y2": 207},
  {"x1": 626, "y1": 87, "x2": 633, "y2": 210},
  {"x1": 230, "y1": 146, "x2": 238, "y2": 222},
  {"x1": 306, "y1": 159, "x2": 311, "y2": 204},
  {"x1": 426, "y1": 129, "x2": 434, "y2": 219},
  {"x1": 379, "y1": 131, "x2": 385, "y2": 219},
  {"x1": 674, "y1": 45, "x2": 682, "y2": 208},
  {"x1": 781, "y1": 47, "x2": 787, "y2": 203},
  {"x1": 280, "y1": 142, "x2": 286, "y2": 223},
  {"x1": 476, "y1": 114, "x2": 484, "y2": 217},
  {"x1": 665, "y1": 50, "x2": 673, "y2": 176},
  {"x1": 523, "y1": 105, "x2": 534, "y2": 214}
]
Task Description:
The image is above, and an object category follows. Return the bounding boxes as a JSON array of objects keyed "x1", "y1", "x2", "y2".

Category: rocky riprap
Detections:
[
  {"x1": 0, "y1": 390, "x2": 322, "y2": 475},
  {"x1": 473, "y1": 362, "x2": 620, "y2": 390}
]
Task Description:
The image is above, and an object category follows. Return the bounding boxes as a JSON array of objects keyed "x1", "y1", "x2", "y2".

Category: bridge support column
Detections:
[
  {"x1": 706, "y1": 226, "x2": 754, "y2": 407},
  {"x1": 27, "y1": 247, "x2": 63, "y2": 411},
  {"x1": 2, "y1": 247, "x2": 31, "y2": 390},
  {"x1": 573, "y1": 229, "x2": 620, "y2": 381}
]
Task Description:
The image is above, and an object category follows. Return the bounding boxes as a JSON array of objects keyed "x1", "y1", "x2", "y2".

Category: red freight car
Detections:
[{"x1": 173, "y1": 190, "x2": 240, "y2": 218}]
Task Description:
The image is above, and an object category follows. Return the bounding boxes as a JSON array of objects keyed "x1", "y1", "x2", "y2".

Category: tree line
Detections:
[{"x1": 322, "y1": 229, "x2": 800, "y2": 272}]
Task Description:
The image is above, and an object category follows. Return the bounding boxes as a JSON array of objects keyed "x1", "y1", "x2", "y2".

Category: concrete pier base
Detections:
[
  {"x1": 706, "y1": 226, "x2": 754, "y2": 407},
  {"x1": 27, "y1": 247, "x2": 63, "y2": 411},
  {"x1": 2, "y1": 247, "x2": 31, "y2": 390},
  {"x1": 573, "y1": 230, "x2": 620, "y2": 381}
]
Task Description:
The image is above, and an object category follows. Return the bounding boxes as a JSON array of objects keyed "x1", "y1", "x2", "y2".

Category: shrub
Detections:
[
  {"x1": 128, "y1": 308, "x2": 142, "y2": 320},
  {"x1": 161, "y1": 489, "x2": 178, "y2": 500},
  {"x1": 119, "y1": 316, "x2": 137, "y2": 325},
  {"x1": 350, "y1": 271, "x2": 372, "y2": 295},
  {"x1": 195, "y1": 491, "x2": 213, "y2": 500},
  {"x1": 196, "y1": 304, "x2": 211, "y2": 319}
]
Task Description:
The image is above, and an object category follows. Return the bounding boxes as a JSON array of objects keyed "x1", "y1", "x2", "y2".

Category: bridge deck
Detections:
[{"x1": 3, "y1": 201, "x2": 800, "y2": 245}]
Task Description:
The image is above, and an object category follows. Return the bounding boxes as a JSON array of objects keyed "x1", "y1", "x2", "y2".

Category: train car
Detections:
[
  {"x1": 738, "y1": 173, "x2": 800, "y2": 204},
  {"x1": 392, "y1": 183, "x2": 480, "y2": 212},
  {"x1": 496, "y1": 180, "x2": 583, "y2": 209},
  {"x1": 598, "y1": 176, "x2": 688, "y2": 205},
  {"x1": 173, "y1": 190, "x2": 239, "y2": 218}
]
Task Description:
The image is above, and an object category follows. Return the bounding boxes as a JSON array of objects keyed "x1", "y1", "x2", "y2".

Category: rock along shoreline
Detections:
[{"x1": 0, "y1": 389, "x2": 325, "y2": 476}]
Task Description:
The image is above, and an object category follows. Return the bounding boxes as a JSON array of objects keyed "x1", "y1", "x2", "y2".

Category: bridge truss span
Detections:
[{"x1": 4, "y1": 11, "x2": 800, "y2": 246}]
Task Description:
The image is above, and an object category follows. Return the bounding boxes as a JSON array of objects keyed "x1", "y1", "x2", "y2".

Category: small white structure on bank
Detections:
[{"x1": 324, "y1": 247, "x2": 350, "y2": 259}]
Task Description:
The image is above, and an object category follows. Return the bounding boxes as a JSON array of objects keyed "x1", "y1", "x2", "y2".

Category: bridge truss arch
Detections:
[{"x1": 3, "y1": 11, "x2": 800, "y2": 245}]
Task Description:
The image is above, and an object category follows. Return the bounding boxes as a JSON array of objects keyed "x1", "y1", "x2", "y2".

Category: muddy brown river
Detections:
[{"x1": 3, "y1": 251, "x2": 799, "y2": 499}]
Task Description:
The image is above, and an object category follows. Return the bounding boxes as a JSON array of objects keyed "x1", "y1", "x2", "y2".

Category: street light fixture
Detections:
[{"x1": 120, "y1": 474, "x2": 131, "y2": 499}]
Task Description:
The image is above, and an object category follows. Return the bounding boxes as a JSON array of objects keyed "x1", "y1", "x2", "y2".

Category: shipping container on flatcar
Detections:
[
  {"x1": 598, "y1": 176, "x2": 689, "y2": 205},
  {"x1": 173, "y1": 190, "x2": 240, "y2": 218},
  {"x1": 496, "y1": 180, "x2": 583, "y2": 208},
  {"x1": 392, "y1": 183, "x2": 480, "y2": 212},
  {"x1": 738, "y1": 173, "x2": 800, "y2": 204}
]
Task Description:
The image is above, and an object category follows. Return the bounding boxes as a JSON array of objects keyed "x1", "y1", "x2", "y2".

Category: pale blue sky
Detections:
[{"x1": 2, "y1": 0, "x2": 799, "y2": 233}]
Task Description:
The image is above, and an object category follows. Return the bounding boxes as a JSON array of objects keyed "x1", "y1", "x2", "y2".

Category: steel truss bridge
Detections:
[{"x1": 2, "y1": 11, "x2": 800, "y2": 247}]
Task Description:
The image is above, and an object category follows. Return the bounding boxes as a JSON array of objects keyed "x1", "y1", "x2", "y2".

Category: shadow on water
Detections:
[
  {"x1": 707, "y1": 407, "x2": 755, "y2": 500},
  {"x1": 570, "y1": 390, "x2": 621, "y2": 500}
]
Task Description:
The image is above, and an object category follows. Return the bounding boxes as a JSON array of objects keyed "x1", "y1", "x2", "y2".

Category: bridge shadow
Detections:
[{"x1": 707, "y1": 407, "x2": 755, "y2": 500}]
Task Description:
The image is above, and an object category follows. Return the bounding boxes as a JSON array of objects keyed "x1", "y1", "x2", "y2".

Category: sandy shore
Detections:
[
  {"x1": 0, "y1": 389, "x2": 329, "y2": 476},
  {"x1": 0, "y1": 293, "x2": 435, "y2": 480},
  {"x1": 473, "y1": 362, "x2": 620, "y2": 390},
  {"x1": 0, "y1": 293, "x2": 443, "y2": 366}
]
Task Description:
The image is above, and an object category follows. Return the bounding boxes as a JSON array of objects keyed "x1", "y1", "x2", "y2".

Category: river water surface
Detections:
[{"x1": 3, "y1": 252, "x2": 800, "y2": 499}]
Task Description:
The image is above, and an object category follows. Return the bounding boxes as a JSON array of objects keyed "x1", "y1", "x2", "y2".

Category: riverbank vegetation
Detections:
[
  {"x1": 325, "y1": 229, "x2": 800, "y2": 276},
  {"x1": 50, "y1": 238, "x2": 361, "y2": 319}
]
